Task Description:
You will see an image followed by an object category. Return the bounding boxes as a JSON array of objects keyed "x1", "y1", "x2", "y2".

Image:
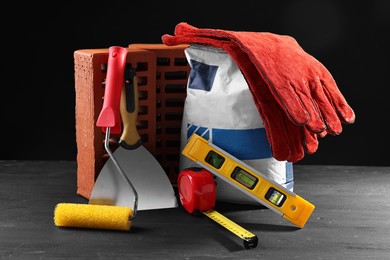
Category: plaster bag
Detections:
[{"x1": 180, "y1": 44, "x2": 294, "y2": 204}]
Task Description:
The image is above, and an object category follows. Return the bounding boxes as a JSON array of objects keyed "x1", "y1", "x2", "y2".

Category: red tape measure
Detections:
[
  {"x1": 177, "y1": 167, "x2": 216, "y2": 214},
  {"x1": 178, "y1": 167, "x2": 258, "y2": 249}
]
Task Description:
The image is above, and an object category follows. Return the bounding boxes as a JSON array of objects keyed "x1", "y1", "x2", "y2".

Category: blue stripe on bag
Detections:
[
  {"x1": 212, "y1": 128, "x2": 272, "y2": 160},
  {"x1": 187, "y1": 125, "x2": 272, "y2": 160},
  {"x1": 187, "y1": 125, "x2": 210, "y2": 140}
]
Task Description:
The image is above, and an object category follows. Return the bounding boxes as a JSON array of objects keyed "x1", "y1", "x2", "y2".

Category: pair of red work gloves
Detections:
[{"x1": 162, "y1": 22, "x2": 355, "y2": 163}]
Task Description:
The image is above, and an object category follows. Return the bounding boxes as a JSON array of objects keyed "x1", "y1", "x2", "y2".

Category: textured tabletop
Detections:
[{"x1": 0, "y1": 161, "x2": 389, "y2": 259}]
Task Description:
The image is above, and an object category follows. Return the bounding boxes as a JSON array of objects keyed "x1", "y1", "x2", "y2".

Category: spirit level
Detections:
[{"x1": 182, "y1": 133, "x2": 315, "y2": 228}]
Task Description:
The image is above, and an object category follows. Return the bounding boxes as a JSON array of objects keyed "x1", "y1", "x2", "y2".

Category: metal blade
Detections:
[{"x1": 89, "y1": 146, "x2": 178, "y2": 211}]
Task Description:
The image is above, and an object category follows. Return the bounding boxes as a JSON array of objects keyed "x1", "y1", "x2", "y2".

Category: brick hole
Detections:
[
  {"x1": 167, "y1": 140, "x2": 180, "y2": 147},
  {"x1": 164, "y1": 84, "x2": 187, "y2": 93},
  {"x1": 157, "y1": 57, "x2": 170, "y2": 66},
  {"x1": 137, "y1": 76, "x2": 148, "y2": 86},
  {"x1": 136, "y1": 62, "x2": 148, "y2": 71},
  {"x1": 156, "y1": 126, "x2": 162, "y2": 135},
  {"x1": 165, "y1": 71, "x2": 188, "y2": 80},
  {"x1": 138, "y1": 90, "x2": 148, "y2": 100},
  {"x1": 165, "y1": 98, "x2": 184, "y2": 107},
  {"x1": 138, "y1": 106, "x2": 148, "y2": 115},
  {"x1": 166, "y1": 127, "x2": 181, "y2": 134},
  {"x1": 174, "y1": 57, "x2": 188, "y2": 66},
  {"x1": 140, "y1": 133, "x2": 149, "y2": 142},
  {"x1": 167, "y1": 154, "x2": 180, "y2": 161},
  {"x1": 138, "y1": 120, "x2": 148, "y2": 130},
  {"x1": 165, "y1": 112, "x2": 183, "y2": 121}
]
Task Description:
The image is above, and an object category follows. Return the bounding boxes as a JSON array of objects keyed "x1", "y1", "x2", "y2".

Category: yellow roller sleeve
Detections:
[{"x1": 54, "y1": 203, "x2": 133, "y2": 231}]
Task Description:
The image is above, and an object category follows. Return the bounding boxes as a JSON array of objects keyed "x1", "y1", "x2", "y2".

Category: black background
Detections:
[{"x1": 3, "y1": 0, "x2": 389, "y2": 166}]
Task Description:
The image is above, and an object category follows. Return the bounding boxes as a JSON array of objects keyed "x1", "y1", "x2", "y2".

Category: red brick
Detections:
[
  {"x1": 74, "y1": 48, "x2": 157, "y2": 199},
  {"x1": 74, "y1": 44, "x2": 190, "y2": 199}
]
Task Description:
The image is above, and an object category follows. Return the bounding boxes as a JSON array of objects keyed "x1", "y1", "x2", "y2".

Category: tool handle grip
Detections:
[
  {"x1": 96, "y1": 46, "x2": 128, "y2": 134},
  {"x1": 119, "y1": 73, "x2": 142, "y2": 149}
]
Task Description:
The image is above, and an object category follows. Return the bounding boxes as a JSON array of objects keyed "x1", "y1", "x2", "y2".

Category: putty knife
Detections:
[{"x1": 89, "y1": 47, "x2": 178, "y2": 211}]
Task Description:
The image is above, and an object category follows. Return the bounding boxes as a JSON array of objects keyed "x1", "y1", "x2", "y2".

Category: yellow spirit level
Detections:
[{"x1": 182, "y1": 133, "x2": 315, "y2": 228}]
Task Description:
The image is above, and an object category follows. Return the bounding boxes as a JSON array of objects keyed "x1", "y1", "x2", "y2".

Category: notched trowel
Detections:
[{"x1": 89, "y1": 46, "x2": 178, "y2": 211}]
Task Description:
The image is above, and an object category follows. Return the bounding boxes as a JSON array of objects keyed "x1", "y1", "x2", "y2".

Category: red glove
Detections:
[
  {"x1": 162, "y1": 23, "x2": 355, "y2": 162},
  {"x1": 162, "y1": 33, "x2": 314, "y2": 162}
]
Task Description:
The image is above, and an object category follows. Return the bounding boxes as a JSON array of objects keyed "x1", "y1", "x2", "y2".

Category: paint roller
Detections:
[
  {"x1": 53, "y1": 46, "x2": 136, "y2": 231},
  {"x1": 53, "y1": 128, "x2": 137, "y2": 231},
  {"x1": 53, "y1": 203, "x2": 133, "y2": 231}
]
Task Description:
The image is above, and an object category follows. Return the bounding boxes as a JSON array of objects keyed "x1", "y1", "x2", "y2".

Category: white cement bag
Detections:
[{"x1": 180, "y1": 44, "x2": 293, "y2": 204}]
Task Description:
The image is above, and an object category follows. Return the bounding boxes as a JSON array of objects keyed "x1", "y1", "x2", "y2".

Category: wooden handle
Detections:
[{"x1": 119, "y1": 72, "x2": 142, "y2": 149}]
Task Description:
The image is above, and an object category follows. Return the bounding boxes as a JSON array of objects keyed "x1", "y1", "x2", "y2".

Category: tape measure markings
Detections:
[
  {"x1": 202, "y1": 209, "x2": 255, "y2": 239},
  {"x1": 202, "y1": 209, "x2": 258, "y2": 249}
]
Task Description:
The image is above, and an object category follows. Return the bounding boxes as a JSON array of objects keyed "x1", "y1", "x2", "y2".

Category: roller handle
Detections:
[
  {"x1": 96, "y1": 46, "x2": 128, "y2": 134},
  {"x1": 119, "y1": 68, "x2": 142, "y2": 149}
]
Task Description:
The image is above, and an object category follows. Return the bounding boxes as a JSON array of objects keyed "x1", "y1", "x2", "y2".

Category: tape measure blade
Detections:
[{"x1": 202, "y1": 209, "x2": 258, "y2": 249}]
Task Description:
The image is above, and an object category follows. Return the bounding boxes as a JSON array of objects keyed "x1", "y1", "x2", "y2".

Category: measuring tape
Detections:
[
  {"x1": 178, "y1": 168, "x2": 258, "y2": 249},
  {"x1": 181, "y1": 134, "x2": 315, "y2": 228},
  {"x1": 202, "y1": 209, "x2": 258, "y2": 249}
]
